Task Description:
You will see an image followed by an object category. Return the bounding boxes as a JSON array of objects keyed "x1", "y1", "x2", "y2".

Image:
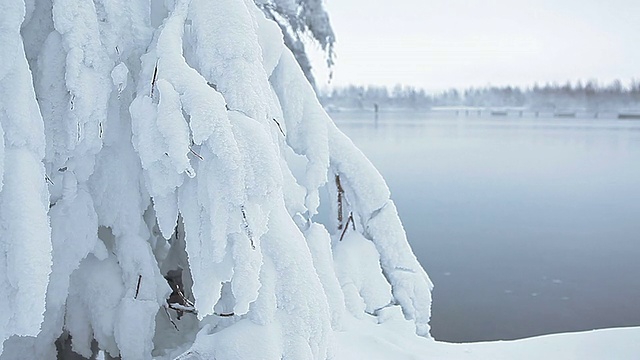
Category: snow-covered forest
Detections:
[
  {"x1": 320, "y1": 81, "x2": 640, "y2": 111},
  {"x1": 0, "y1": 0, "x2": 433, "y2": 359}
]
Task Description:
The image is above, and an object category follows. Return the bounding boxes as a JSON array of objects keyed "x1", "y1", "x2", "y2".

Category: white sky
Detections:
[{"x1": 316, "y1": 0, "x2": 640, "y2": 91}]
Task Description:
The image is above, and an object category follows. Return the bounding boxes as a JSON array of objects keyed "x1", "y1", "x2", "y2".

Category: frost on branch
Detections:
[{"x1": 0, "y1": 0, "x2": 432, "y2": 359}]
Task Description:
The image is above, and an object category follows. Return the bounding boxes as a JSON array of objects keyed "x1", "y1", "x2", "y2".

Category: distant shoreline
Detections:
[
  {"x1": 323, "y1": 106, "x2": 640, "y2": 120},
  {"x1": 319, "y1": 81, "x2": 640, "y2": 116}
]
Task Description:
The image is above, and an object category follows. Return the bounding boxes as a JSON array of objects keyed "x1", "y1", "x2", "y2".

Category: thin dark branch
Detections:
[
  {"x1": 134, "y1": 275, "x2": 142, "y2": 299},
  {"x1": 150, "y1": 60, "x2": 159, "y2": 98},
  {"x1": 214, "y1": 312, "x2": 235, "y2": 317},
  {"x1": 189, "y1": 147, "x2": 204, "y2": 160},
  {"x1": 364, "y1": 301, "x2": 396, "y2": 317},
  {"x1": 336, "y1": 174, "x2": 344, "y2": 229},
  {"x1": 177, "y1": 288, "x2": 194, "y2": 308},
  {"x1": 168, "y1": 302, "x2": 197, "y2": 315},
  {"x1": 339, "y1": 212, "x2": 355, "y2": 241},
  {"x1": 163, "y1": 305, "x2": 180, "y2": 331},
  {"x1": 271, "y1": 118, "x2": 286, "y2": 136},
  {"x1": 241, "y1": 207, "x2": 256, "y2": 250}
]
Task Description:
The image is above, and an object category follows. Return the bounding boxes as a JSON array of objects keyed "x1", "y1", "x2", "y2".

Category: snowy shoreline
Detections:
[{"x1": 336, "y1": 308, "x2": 640, "y2": 359}]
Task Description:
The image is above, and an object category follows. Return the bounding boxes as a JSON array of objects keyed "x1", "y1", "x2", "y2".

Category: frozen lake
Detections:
[{"x1": 329, "y1": 111, "x2": 640, "y2": 342}]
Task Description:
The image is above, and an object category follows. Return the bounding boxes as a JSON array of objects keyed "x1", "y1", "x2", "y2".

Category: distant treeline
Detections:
[{"x1": 319, "y1": 80, "x2": 640, "y2": 111}]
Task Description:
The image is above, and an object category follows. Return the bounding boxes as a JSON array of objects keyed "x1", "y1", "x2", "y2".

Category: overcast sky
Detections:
[{"x1": 317, "y1": 0, "x2": 640, "y2": 91}]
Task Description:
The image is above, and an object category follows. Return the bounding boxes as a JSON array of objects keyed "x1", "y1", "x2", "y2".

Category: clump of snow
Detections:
[
  {"x1": 66, "y1": 255, "x2": 123, "y2": 358},
  {"x1": 111, "y1": 62, "x2": 129, "y2": 94},
  {"x1": 304, "y1": 223, "x2": 345, "y2": 329},
  {"x1": 333, "y1": 231, "x2": 392, "y2": 318},
  {"x1": 0, "y1": 0, "x2": 51, "y2": 351},
  {"x1": 187, "y1": 0, "x2": 274, "y2": 121}
]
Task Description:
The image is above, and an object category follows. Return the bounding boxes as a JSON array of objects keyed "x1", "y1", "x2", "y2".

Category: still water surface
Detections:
[{"x1": 330, "y1": 111, "x2": 640, "y2": 342}]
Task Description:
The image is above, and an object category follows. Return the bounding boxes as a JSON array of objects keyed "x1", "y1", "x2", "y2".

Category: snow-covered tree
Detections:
[
  {"x1": 257, "y1": 0, "x2": 335, "y2": 89},
  {"x1": 0, "y1": 0, "x2": 431, "y2": 359}
]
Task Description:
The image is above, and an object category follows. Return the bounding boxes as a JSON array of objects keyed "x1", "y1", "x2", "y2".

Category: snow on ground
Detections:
[{"x1": 335, "y1": 307, "x2": 640, "y2": 360}]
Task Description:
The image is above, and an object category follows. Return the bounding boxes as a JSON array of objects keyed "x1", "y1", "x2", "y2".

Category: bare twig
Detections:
[
  {"x1": 134, "y1": 275, "x2": 142, "y2": 299},
  {"x1": 241, "y1": 207, "x2": 256, "y2": 250},
  {"x1": 213, "y1": 312, "x2": 235, "y2": 317},
  {"x1": 178, "y1": 287, "x2": 195, "y2": 308},
  {"x1": 165, "y1": 267, "x2": 198, "y2": 320},
  {"x1": 271, "y1": 118, "x2": 286, "y2": 136},
  {"x1": 45, "y1": 174, "x2": 54, "y2": 185},
  {"x1": 179, "y1": 290, "x2": 195, "y2": 308},
  {"x1": 365, "y1": 301, "x2": 396, "y2": 317},
  {"x1": 339, "y1": 212, "x2": 355, "y2": 241},
  {"x1": 188, "y1": 147, "x2": 204, "y2": 160},
  {"x1": 163, "y1": 305, "x2": 180, "y2": 331},
  {"x1": 335, "y1": 175, "x2": 344, "y2": 229},
  {"x1": 150, "y1": 60, "x2": 159, "y2": 98},
  {"x1": 168, "y1": 302, "x2": 197, "y2": 314}
]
